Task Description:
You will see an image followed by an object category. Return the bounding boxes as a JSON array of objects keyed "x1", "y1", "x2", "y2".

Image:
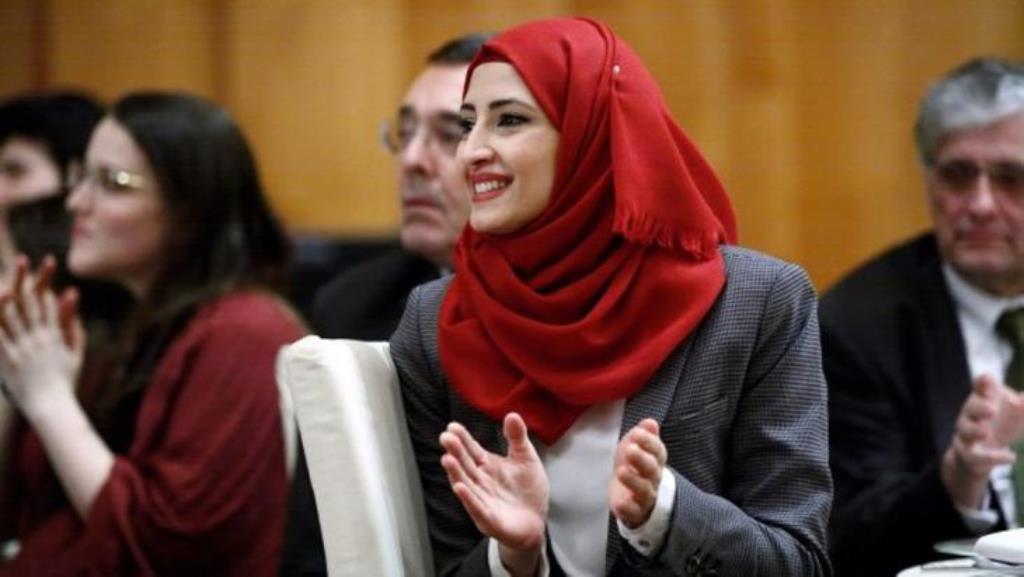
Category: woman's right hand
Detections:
[
  {"x1": 0, "y1": 255, "x2": 85, "y2": 421},
  {"x1": 439, "y1": 413, "x2": 548, "y2": 576}
]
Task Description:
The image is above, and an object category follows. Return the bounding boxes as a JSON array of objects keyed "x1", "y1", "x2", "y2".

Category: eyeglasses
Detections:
[
  {"x1": 379, "y1": 110, "x2": 464, "y2": 157},
  {"x1": 66, "y1": 164, "x2": 148, "y2": 193},
  {"x1": 933, "y1": 159, "x2": 1024, "y2": 197}
]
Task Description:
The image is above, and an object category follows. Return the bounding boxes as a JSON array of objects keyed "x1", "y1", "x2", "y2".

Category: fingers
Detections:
[
  {"x1": 952, "y1": 434, "x2": 1016, "y2": 472},
  {"x1": 450, "y1": 477, "x2": 491, "y2": 524},
  {"x1": 20, "y1": 274, "x2": 42, "y2": 328},
  {"x1": 58, "y1": 288, "x2": 80, "y2": 348},
  {"x1": 637, "y1": 418, "x2": 659, "y2": 436},
  {"x1": 0, "y1": 313, "x2": 15, "y2": 363},
  {"x1": 610, "y1": 461, "x2": 659, "y2": 528},
  {"x1": 0, "y1": 291, "x2": 11, "y2": 338},
  {"x1": 43, "y1": 291, "x2": 82, "y2": 354},
  {"x1": 503, "y1": 412, "x2": 528, "y2": 447},
  {"x1": 619, "y1": 419, "x2": 667, "y2": 466},
  {"x1": 609, "y1": 419, "x2": 667, "y2": 527},
  {"x1": 973, "y1": 374, "x2": 1001, "y2": 397},
  {"x1": 9, "y1": 257, "x2": 28, "y2": 325},
  {"x1": 32, "y1": 255, "x2": 57, "y2": 296},
  {"x1": 616, "y1": 460, "x2": 657, "y2": 497},
  {"x1": 962, "y1": 390, "x2": 998, "y2": 421},
  {"x1": 440, "y1": 428, "x2": 484, "y2": 487},
  {"x1": 503, "y1": 412, "x2": 540, "y2": 461},
  {"x1": 2, "y1": 299, "x2": 25, "y2": 339},
  {"x1": 6, "y1": 254, "x2": 60, "y2": 328},
  {"x1": 610, "y1": 493, "x2": 647, "y2": 526},
  {"x1": 447, "y1": 421, "x2": 489, "y2": 466},
  {"x1": 614, "y1": 422, "x2": 666, "y2": 490},
  {"x1": 439, "y1": 441, "x2": 498, "y2": 536},
  {"x1": 956, "y1": 380, "x2": 1002, "y2": 445},
  {"x1": 625, "y1": 441, "x2": 662, "y2": 478}
]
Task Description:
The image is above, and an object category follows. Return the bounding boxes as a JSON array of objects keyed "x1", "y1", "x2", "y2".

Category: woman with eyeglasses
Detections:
[
  {"x1": 0, "y1": 92, "x2": 306, "y2": 575},
  {"x1": 392, "y1": 18, "x2": 831, "y2": 576}
]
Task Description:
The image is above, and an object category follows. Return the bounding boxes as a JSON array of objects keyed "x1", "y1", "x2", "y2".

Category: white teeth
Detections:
[{"x1": 473, "y1": 180, "x2": 507, "y2": 194}]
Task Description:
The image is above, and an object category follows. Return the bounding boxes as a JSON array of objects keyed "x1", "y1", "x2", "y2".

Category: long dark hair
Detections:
[{"x1": 90, "y1": 92, "x2": 292, "y2": 445}]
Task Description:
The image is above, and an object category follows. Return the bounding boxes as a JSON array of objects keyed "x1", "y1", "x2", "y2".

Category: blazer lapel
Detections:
[
  {"x1": 913, "y1": 245, "x2": 972, "y2": 455},
  {"x1": 604, "y1": 335, "x2": 696, "y2": 573}
]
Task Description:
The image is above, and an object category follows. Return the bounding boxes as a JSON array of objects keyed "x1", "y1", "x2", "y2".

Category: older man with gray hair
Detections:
[{"x1": 824, "y1": 57, "x2": 1024, "y2": 576}]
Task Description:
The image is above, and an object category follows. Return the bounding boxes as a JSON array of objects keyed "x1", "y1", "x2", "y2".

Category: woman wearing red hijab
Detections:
[{"x1": 392, "y1": 17, "x2": 831, "y2": 576}]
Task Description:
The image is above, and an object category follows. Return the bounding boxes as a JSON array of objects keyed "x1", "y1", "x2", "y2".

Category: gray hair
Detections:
[{"x1": 914, "y1": 57, "x2": 1024, "y2": 166}]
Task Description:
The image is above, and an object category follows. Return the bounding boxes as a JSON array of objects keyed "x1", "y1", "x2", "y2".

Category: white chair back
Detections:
[{"x1": 277, "y1": 336, "x2": 434, "y2": 577}]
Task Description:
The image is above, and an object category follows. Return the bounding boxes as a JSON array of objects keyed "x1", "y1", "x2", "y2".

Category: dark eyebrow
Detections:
[
  {"x1": 487, "y1": 98, "x2": 534, "y2": 111},
  {"x1": 460, "y1": 99, "x2": 536, "y2": 115}
]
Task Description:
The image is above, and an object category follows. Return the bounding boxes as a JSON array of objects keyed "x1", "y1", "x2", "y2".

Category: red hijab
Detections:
[{"x1": 438, "y1": 18, "x2": 738, "y2": 445}]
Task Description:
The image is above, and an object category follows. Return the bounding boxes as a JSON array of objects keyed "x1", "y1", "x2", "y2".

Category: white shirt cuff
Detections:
[
  {"x1": 617, "y1": 469, "x2": 677, "y2": 557},
  {"x1": 488, "y1": 537, "x2": 550, "y2": 577},
  {"x1": 956, "y1": 492, "x2": 1000, "y2": 535}
]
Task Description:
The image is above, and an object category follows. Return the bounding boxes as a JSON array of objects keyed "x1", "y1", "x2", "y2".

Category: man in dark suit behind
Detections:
[
  {"x1": 280, "y1": 34, "x2": 488, "y2": 576},
  {"x1": 823, "y1": 57, "x2": 1024, "y2": 577}
]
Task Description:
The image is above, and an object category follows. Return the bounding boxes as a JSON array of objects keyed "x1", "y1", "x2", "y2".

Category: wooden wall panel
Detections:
[
  {"x1": 0, "y1": 0, "x2": 39, "y2": 97},
  {"x1": 0, "y1": 1, "x2": 1021, "y2": 289},
  {"x1": 46, "y1": 0, "x2": 218, "y2": 100},
  {"x1": 220, "y1": 0, "x2": 405, "y2": 235}
]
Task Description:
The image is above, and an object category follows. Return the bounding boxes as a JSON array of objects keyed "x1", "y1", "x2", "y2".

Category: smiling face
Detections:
[
  {"x1": 927, "y1": 112, "x2": 1024, "y2": 296},
  {"x1": 457, "y1": 62, "x2": 560, "y2": 235},
  {"x1": 66, "y1": 117, "x2": 170, "y2": 298}
]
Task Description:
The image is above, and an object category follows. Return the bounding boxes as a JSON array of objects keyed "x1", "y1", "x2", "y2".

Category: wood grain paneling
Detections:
[
  {"x1": 219, "y1": 0, "x2": 404, "y2": 234},
  {"x1": 0, "y1": 0, "x2": 41, "y2": 96},
  {"x1": 46, "y1": 0, "x2": 218, "y2": 100}
]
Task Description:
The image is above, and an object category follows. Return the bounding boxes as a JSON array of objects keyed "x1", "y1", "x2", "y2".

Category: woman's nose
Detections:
[{"x1": 458, "y1": 128, "x2": 495, "y2": 168}]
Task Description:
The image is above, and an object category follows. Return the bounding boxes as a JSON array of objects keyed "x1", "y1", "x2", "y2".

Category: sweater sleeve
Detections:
[{"x1": 76, "y1": 297, "x2": 304, "y2": 576}]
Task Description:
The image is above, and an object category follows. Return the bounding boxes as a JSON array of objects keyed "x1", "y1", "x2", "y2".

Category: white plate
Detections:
[{"x1": 934, "y1": 538, "x2": 980, "y2": 558}]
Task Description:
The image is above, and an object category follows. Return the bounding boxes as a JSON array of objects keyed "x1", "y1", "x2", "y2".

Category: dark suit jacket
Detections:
[
  {"x1": 311, "y1": 249, "x2": 441, "y2": 339},
  {"x1": 280, "y1": 249, "x2": 440, "y2": 576},
  {"x1": 392, "y1": 247, "x2": 833, "y2": 577},
  {"x1": 821, "y1": 232, "x2": 1003, "y2": 577}
]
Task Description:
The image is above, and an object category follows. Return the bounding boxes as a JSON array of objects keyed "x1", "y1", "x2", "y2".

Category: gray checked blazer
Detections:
[{"x1": 391, "y1": 246, "x2": 833, "y2": 577}]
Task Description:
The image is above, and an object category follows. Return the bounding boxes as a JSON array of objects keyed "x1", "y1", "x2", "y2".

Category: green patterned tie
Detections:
[{"x1": 996, "y1": 307, "x2": 1024, "y2": 526}]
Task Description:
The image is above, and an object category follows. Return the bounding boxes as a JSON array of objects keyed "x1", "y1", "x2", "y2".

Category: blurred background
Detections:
[{"x1": 1, "y1": 0, "x2": 1022, "y2": 291}]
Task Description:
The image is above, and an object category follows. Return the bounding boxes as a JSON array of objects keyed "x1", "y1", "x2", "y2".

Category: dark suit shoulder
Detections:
[
  {"x1": 310, "y1": 249, "x2": 438, "y2": 339},
  {"x1": 314, "y1": 250, "x2": 433, "y2": 301},
  {"x1": 821, "y1": 232, "x2": 940, "y2": 318}
]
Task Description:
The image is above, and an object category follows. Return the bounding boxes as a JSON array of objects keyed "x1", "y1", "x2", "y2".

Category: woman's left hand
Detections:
[
  {"x1": 439, "y1": 412, "x2": 549, "y2": 571},
  {"x1": 0, "y1": 256, "x2": 85, "y2": 421},
  {"x1": 609, "y1": 418, "x2": 668, "y2": 529}
]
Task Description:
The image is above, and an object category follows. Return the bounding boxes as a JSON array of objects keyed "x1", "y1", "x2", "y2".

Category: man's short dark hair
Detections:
[{"x1": 426, "y1": 33, "x2": 492, "y2": 66}]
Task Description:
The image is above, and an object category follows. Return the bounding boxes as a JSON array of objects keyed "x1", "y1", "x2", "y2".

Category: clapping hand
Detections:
[
  {"x1": 0, "y1": 255, "x2": 85, "y2": 420},
  {"x1": 993, "y1": 384, "x2": 1024, "y2": 447},
  {"x1": 439, "y1": 413, "x2": 548, "y2": 575},
  {"x1": 609, "y1": 418, "x2": 668, "y2": 529},
  {"x1": 942, "y1": 374, "x2": 1017, "y2": 509}
]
